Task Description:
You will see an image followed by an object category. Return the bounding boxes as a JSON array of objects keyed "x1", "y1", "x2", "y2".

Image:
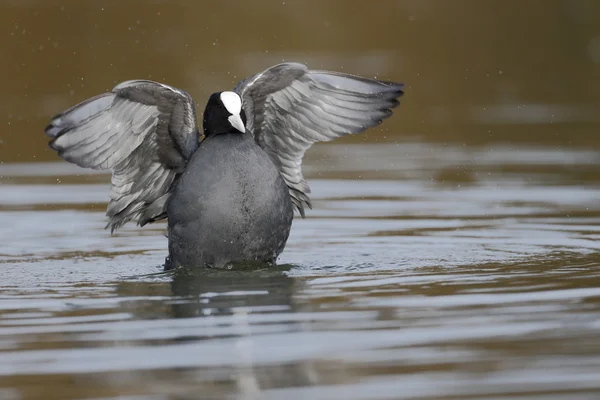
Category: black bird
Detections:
[{"x1": 45, "y1": 62, "x2": 404, "y2": 269}]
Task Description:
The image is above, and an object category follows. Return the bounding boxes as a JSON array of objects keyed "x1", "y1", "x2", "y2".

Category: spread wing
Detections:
[
  {"x1": 45, "y1": 80, "x2": 200, "y2": 232},
  {"x1": 234, "y1": 62, "x2": 404, "y2": 216}
]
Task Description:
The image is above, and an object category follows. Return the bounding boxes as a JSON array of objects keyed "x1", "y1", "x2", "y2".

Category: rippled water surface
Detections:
[{"x1": 1, "y1": 143, "x2": 600, "y2": 400}]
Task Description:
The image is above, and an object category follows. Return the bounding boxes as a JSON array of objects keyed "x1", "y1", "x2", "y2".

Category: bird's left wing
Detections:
[{"x1": 234, "y1": 62, "x2": 404, "y2": 216}]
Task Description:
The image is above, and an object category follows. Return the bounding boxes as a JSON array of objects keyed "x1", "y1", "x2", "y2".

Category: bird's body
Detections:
[
  {"x1": 167, "y1": 132, "x2": 292, "y2": 269},
  {"x1": 45, "y1": 62, "x2": 403, "y2": 269}
]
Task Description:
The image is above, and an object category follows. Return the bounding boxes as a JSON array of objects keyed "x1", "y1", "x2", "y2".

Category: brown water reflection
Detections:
[{"x1": 2, "y1": 0, "x2": 600, "y2": 164}]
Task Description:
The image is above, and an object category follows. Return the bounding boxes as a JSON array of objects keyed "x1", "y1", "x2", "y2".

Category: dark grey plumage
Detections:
[
  {"x1": 45, "y1": 63, "x2": 403, "y2": 268},
  {"x1": 167, "y1": 132, "x2": 293, "y2": 269}
]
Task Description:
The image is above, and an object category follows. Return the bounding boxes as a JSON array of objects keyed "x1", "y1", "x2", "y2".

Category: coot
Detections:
[{"x1": 45, "y1": 62, "x2": 404, "y2": 269}]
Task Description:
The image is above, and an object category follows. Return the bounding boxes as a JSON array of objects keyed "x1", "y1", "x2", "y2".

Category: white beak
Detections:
[{"x1": 228, "y1": 113, "x2": 245, "y2": 133}]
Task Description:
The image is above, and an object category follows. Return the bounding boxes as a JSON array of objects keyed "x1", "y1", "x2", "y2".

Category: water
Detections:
[
  {"x1": 2, "y1": 1, "x2": 600, "y2": 398},
  {"x1": 1, "y1": 142, "x2": 599, "y2": 399}
]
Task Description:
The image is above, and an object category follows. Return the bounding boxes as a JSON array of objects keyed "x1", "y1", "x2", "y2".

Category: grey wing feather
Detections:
[
  {"x1": 45, "y1": 80, "x2": 199, "y2": 232},
  {"x1": 234, "y1": 63, "x2": 404, "y2": 216}
]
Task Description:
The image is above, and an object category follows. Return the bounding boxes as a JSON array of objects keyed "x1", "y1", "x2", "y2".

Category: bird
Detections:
[{"x1": 45, "y1": 62, "x2": 404, "y2": 269}]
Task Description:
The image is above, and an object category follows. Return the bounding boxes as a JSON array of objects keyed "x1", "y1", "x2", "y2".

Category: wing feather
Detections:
[
  {"x1": 235, "y1": 63, "x2": 404, "y2": 215},
  {"x1": 45, "y1": 80, "x2": 199, "y2": 232}
]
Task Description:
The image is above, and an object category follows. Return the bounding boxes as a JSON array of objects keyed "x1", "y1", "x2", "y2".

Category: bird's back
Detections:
[{"x1": 166, "y1": 133, "x2": 293, "y2": 268}]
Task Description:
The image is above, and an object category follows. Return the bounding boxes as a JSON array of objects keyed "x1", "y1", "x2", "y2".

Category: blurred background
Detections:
[{"x1": 1, "y1": 0, "x2": 600, "y2": 163}]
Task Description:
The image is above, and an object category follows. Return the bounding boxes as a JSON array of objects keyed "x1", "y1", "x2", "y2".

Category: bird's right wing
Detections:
[{"x1": 45, "y1": 80, "x2": 200, "y2": 232}]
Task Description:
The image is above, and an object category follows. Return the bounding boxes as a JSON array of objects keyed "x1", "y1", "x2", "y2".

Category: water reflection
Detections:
[
  {"x1": 1, "y1": 141, "x2": 600, "y2": 398},
  {"x1": 3, "y1": 251, "x2": 600, "y2": 399},
  {"x1": 168, "y1": 266, "x2": 296, "y2": 319}
]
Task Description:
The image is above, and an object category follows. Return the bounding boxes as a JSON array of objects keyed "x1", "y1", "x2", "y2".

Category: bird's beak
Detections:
[{"x1": 228, "y1": 113, "x2": 246, "y2": 133}]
